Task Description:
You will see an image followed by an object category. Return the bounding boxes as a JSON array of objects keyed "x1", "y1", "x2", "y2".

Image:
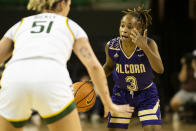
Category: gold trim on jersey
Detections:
[
  {"x1": 120, "y1": 40, "x2": 137, "y2": 59},
  {"x1": 139, "y1": 115, "x2": 158, "y2": 122},
  {"x1": 111, "y1": 112, "x2": 132, "y2": 118},
  {"x1": 138, "y1": 100, "x2": 160, "y2": 116},
  {"x1": 13, "y1": 18, "x2": 24, "y2": 43},
  {"x1": 143, "y1": 82, "x2": 153, "y2": 90},
  {"x1": 109, "y1": 47, "x2": 120, "y2": 50},
  {"x1": 42, "y1": 98, "x2": 75, "y2": 119},
  {"x1": 110, "y1": 118, "x2": 130, "y2": 124},
  {"x1": 65, "y1": 18, "x2": 75, "y2": 40}
]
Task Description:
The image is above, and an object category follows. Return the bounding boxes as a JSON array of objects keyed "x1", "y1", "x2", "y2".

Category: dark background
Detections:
[{"x1": 0, "y1": 0, "x2": 195, "y2": 117}]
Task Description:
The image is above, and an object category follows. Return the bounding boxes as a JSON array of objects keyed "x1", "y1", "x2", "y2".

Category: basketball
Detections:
[{"x1": 72, "y1": 81, "x2": 96, "y2": 112}]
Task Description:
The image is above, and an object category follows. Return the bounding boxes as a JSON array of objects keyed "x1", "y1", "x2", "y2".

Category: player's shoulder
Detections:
[
  {"x1": 147, "y1": 37, "x2": 158, "y2": 47},
  {"x1": 66, "y1": 17, "x2": 84, "y2": 31},
  {"x1": 147, "y1": 37, "x2": 156, "y2": 44},
  {"x1": 66, "y1": 17, "x2": 75, "y2": 23},
  {"x1": 107, "y1": 37, "x2": 120, "y2": 50},
  {"x1": 109, "y1": 37, "x2": 120, "y2": 44}
]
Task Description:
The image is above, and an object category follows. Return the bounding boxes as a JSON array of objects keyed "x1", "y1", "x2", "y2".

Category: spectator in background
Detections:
[
  {"x1": 192, "y1": 50, "x2": 196, "y2": 77},
  {"x1": 170, "y1": 50, "x2": 196, "y2": 123}
]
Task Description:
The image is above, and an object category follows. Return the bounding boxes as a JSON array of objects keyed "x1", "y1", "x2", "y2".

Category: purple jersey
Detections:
[
  {"x1": 108, "y1": 37, "x2": 154, "y2": 91},
  {"x1": 107, "y1": 37, "x2": 161, "y2": 129}
]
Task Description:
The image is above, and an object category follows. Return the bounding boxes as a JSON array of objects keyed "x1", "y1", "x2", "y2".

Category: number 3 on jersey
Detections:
[
  {"x1": 31, "y1": 21, "x2": 53, "y2": 33},
  {"x1": 125, "y1": 76, "x2": 138, "y2": 91}
]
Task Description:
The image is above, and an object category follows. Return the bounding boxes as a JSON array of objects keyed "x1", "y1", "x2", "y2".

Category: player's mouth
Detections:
[{"x1": 121, "y1": 35, "x2": 129, "y2": 39}]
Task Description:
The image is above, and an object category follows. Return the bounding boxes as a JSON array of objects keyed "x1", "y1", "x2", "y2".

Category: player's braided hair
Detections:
[
  {"x1": 27, "y1": 0, "x2": 68, "y2": 12},
  {"x1": 122, "y1": 6, "x2": 152, "y2": 31}
]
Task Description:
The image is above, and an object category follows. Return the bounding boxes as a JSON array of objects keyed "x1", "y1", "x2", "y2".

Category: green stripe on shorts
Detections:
[
  {"x1": 43, "y1": 101, "x2": 76, "y2": 124},
  {"x1": 10, "y1": 120, "x2": 28, "y2": 128}
]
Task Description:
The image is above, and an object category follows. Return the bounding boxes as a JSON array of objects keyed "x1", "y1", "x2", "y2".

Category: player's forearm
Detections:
[
  {"x1": 87, "y1": 64, "x2": 112, "y2": 106},
  {"x1": 143, "y1": 47, "x2": 164, "y2": 74}
]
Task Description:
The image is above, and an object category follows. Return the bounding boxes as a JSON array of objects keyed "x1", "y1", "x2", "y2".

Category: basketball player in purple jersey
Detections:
[{"x1": 103, "y1": 6, "x2": 164, "y2": 131}]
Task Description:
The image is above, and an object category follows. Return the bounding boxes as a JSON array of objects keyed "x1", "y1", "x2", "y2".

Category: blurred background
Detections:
[{"x1": 0, "y1": 0, "x2": 196, "y2": 131}]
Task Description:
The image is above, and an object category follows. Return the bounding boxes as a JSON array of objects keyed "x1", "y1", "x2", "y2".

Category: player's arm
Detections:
[
  {"x1": 73, "y1": 38, "x2": 112, "y2": 105},
  {"x1": 144, "y1": 39, "x2": 164, "y2": 74},
  {"x1": 0, "y1": 37, "x2": 13, "y2": 65},
  {"x1": 103, "y1": 42, "x2": 114, "y2": 77},
  {"x1": 130, "y1": 29, "x2": 164, "y2": 74},
  {"x1": 0, "y1": 21, "x2": 21, "y2": 65},
  {"x1": 73, "y1": 38, "x2": 134, "y2": 115}
]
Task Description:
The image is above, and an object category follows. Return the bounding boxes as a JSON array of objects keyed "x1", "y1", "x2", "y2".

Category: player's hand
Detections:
[
  {"x1": 104, "y1": 103, "x2": 134, "y2": 118},
  {"x1": 130, "y1": 28, "x2": 148, "y2": 49},
  {"x1": 87, "y1": 80, "x2": 93, "y2": 85}
]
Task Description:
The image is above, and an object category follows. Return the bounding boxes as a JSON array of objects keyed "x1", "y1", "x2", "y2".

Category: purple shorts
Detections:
[{"x1": 107, "y1": 83, "x2": 162, "y2": 129}]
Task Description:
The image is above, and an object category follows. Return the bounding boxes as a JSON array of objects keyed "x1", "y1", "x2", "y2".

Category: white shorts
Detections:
[{"x1": 0, "y1": 59, "x2": 76, "y2": 128}]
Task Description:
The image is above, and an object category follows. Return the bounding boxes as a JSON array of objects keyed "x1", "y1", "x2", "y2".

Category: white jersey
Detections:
[
  {"x1": 0, "y1": 13, "x2": 88, "y2": 122},
  {"x1": 4, "y1": 13, "x2": 87, "y2": 66}
]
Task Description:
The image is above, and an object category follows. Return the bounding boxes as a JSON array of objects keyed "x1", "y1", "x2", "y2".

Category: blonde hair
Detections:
[{"x1": 27, "y1": 0, "x2": 64, "y2": 12}]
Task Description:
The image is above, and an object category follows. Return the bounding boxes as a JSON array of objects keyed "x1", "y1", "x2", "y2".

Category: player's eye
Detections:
[{"x1": 121, "y1": 24, "x2": 125, "y2": 28}]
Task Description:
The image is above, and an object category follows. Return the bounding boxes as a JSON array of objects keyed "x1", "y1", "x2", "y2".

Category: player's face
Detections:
[{"x1": 119, "y1": 14, "x2": 142, "y2": 43}]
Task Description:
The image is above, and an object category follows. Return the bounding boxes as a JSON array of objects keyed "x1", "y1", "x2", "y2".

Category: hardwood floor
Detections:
[{"x1": 23, "y1": 118, "x2": 196, "y2": 131}]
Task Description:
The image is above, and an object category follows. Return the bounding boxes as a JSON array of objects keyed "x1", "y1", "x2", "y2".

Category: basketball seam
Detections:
[
  {"x1": 78, "y1": 93, "x2": 96, "y2": 108},
  {"x1": 76, "y1": 89, "x2": 94, "y2": 105},
  {"x1": 74, "y1": 81, "x2": 90, "y2": 97}
]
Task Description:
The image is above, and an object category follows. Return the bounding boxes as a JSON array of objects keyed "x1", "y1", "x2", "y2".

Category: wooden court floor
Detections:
[{"x1": 24, "y1": 118, "x2": 196, "y2": 131}]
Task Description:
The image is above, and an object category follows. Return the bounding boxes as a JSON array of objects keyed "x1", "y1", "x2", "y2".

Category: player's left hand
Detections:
[{"x1": 130, "y1": 29, "x2": 148, "y2": 49}]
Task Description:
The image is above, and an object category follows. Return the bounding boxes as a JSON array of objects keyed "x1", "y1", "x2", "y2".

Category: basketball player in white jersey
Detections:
[{"x1": 0, "y1": 0, "x2": 134, "y2": 131}]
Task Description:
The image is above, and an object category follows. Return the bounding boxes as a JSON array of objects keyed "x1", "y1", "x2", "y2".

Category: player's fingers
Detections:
[
  {"x1": 130, "y1": 34, "x2": 134, "y2": 39},
  {"x1": 130, "y1": 34, "x2": 136, "y2": 40},
  {"x1": 133, "y1": 28, "x2": 140, "y2": 36},
  {"x1": 143, "y1": 29, "x2": 147, "y2": 37},
  {"x1": 130, "y1": 35, "x2": 137, "y2": 43},
  {"x1": 131, "y1": 28, "x2": 140, "y2": 38},
  {"x1": 119, "y1": 104, "x2": 134, "y2": 113},
  {"x1": 87, "y1": 80, "x2": 93, "y2": 85},
  {"x1": 104, "y1": 112, "x2": 108, "y2": 118},
  {"x1": 104, "y1": 108, "x2": 109, "y2": 118},
  {"x1": 130, "y1": 30, "x2": 137, "y2": 38}
]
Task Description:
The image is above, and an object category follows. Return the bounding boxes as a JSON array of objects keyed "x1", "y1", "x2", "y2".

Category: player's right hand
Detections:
[{"x1": 104, "y1": 103, "x2": 134, "y2": 118}]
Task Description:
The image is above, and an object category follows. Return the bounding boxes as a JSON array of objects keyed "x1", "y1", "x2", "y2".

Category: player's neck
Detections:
[
  {"x1": 121, "y1": 41, "x2": 136, "y2": 50},
  {"x1": 120, "y1": 41, "x2": 136, "y2": 58},
  {"x1": 42, "y1": 10, "x2": 68, "y2": 17}
]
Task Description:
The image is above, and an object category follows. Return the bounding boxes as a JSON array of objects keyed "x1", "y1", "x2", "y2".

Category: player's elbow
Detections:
[{"x1": 156, "y1": 67, "x2": 164, "y2": 74}]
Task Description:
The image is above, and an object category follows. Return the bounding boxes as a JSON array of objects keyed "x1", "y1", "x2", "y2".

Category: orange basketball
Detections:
[{"x1": 72, "y1": 81, "x2": 96, "y2": 112}]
